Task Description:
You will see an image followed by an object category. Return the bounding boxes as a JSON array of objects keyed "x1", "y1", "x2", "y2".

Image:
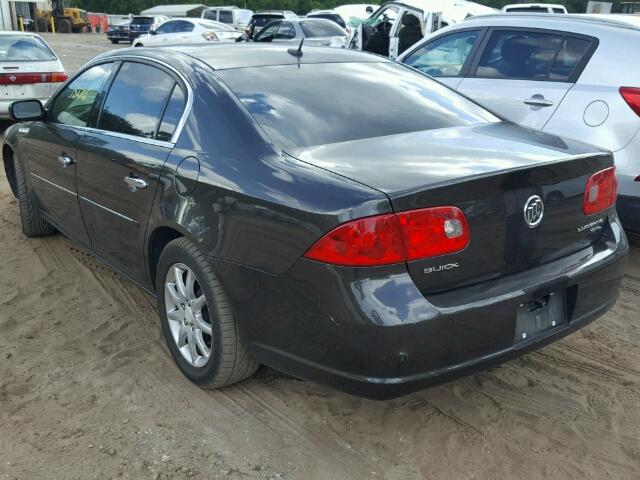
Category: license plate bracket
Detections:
[{"x1": 514, "y1": 291, "x2": 566, "y2": 344}]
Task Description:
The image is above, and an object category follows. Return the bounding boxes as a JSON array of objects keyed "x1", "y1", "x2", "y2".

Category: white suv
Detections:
[
  {"x1": 398, "y1": 14, "x2": 640, "y2": 232},
  {"x1": 201, "y1": 6, "x2": 253, "y2": 32}
]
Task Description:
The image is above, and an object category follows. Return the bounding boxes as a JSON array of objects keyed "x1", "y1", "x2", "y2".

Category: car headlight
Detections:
[{"x1": 201, "y1": 31, "x2": 219, "y2": 41}]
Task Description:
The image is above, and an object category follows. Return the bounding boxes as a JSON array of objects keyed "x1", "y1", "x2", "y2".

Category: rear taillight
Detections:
[
  {"x1": 201, "y1": 31, "x2": 218, "y2": 41},
  {"x1": 304, "y1": 206, "x2": 470, "y2": 267},
  {"x1": 0, "y1": 72, "x2": 68, "y2": 85},
  {"x1": 583, "y1": 166, "x2": 617, "y2": 216},
  {"x1": 620, "y1": 87, "x2": 640, "y2": 116}
]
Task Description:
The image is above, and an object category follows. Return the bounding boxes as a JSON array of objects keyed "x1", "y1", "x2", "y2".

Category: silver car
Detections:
[
  {"x1": 398, "y1": 14, "x2": 640, "y2": 233},
  {"x1": 252, "y1": 18, "x2": 348, "y2": 47}
]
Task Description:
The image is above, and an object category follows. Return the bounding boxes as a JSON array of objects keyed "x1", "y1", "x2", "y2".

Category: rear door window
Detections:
[
  {"x1": 202, "y1": 10, "x2": 217, "y2": 21},
  {"x1": 218, "y1": 10, "x2": 234, "y2": 24},
  {"x1": 49, "y1": 63, "x2": 114, "y2": 127},
  {"x1": 475, "y1": 30, "x2": 592, "y2": 81},
  {"x1": 156, "y1": 85, "x2": 186, "y2": 142},
  {"x1": 301, "y1": 20, "x2": 345, "y2": 37},
  {"x1": 98, "y1": 62, "x2": 176, "y2": 139},
  {"x1": 404, "y1": 30, "x2": 480, "y2": 77},
  {"x1": 172, "y1": 20, "x2": 195, "y2": 33}
]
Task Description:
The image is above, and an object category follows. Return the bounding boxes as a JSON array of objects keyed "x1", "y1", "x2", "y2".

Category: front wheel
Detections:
[
  {"x1": 110, "y1": 39, "x2": 118, "y2": 44},
  {"x1": 156, "y1": 238, "x2": 258, "y2": 389},
  {"x1": 134, "y1": 42, "x2": 143, "y2": 47}
]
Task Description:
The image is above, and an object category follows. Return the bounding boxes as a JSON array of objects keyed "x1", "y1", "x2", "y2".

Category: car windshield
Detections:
[
  {"x1": 301, "y1": 20, "x2": 346, "y2": 37},
  {"x1": 0, "y1": 35, "x2": 56, "y2": 61},
  {"x1": 218, "y1": 62, "x2": 498, "y2": 149},
  {"x1": 132, "y1": 17, "x2": 154, "y2": 25}
]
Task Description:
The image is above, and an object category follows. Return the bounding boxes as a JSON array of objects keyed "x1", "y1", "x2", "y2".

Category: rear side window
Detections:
[
  {"x1": 0, "y1": 35, "x2": 56, "y2": 61},
  {"x1": 404, "y1": 30, "x2": 480, "y2": 77},
  {"x1": 309, "y1": 14, "x2": 346, "y2": 28},
  {"x1": 156, "y1": 85, "x2": 186, "y2": 142},
  {"x1": 301, "y1": 20, "x2": 345, "y2": 37},
  {"x1": 202, "y1": 10, "x2": 217, "y2": 21},
  {"x1": 49, "y1": 63, "x2": 114, "y2": 127},
  {"x1": 219, "y1": 62, "x2": 498, "y2": 149},
  {"x1": 218, "y1": 10, "x2": 233, "y2": 24},
  {"x1": 98, "y1": 62, "x2": 175, "y2": 139},
  {"x1": 475, "y1": 30, "x2": 592, "y2": 81}
]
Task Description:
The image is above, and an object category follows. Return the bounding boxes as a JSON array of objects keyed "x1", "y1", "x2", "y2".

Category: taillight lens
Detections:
[
  {"x1": 583, "y1": 166, "x2": 617, "y2": 216},
  {"x1": 304, "y1": 206, "x2": 469, "y2": 267},
  {"x1": 0, "y1": 72, "x2": 68, "y2": 85},
  {"x1": 620, "y1": 87, "x2": 640, "y2": 116}
]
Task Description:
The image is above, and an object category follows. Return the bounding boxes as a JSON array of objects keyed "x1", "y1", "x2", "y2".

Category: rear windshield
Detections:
[
  {"x1": 253, "y1": 15, "x2": 282, "y2": 27},
  {"x1": 218, "y1": 62, "x2": 498, "y2": 149},
  {"x1": 505, "y1": 6, "x2": 550, "y2": 12},
  {"x1": 0, "y1": 36, "x2": 56, "y2": 61},
  {"x1": 308, "y1": 13, "x2": 346, "y2": 28},
  {"x1": 132, "y1": 17, "x2": 154, "y2": 25},
  {"x1": 301, "y1": 20, "x2": 346, "y2": 37}
]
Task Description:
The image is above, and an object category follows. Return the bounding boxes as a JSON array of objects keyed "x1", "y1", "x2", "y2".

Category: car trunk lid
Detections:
[
  {"x1": 287, "y1": 122, "x2": 613, "y2": 293},
  {"x1": 0, "y1": 60, "x2": 62, "y2": 101}
]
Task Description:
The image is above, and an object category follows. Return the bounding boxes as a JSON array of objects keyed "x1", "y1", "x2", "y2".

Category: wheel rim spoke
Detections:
[{"x1": 165, "y1": 262, "x2": 213, "y2": 369}]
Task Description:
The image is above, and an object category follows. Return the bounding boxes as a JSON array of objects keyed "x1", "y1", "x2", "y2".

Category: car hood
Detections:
[{"x1": 285, "y1": 122, "x2": 607, "y2": 194}]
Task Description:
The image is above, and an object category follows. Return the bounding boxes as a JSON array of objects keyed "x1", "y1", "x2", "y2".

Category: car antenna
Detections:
[{"x1": 287, "y1": 38, "x2": 304, "y2": 58}]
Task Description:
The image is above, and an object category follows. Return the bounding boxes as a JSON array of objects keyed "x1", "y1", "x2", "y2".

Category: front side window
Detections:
[
  {"x1": 202, "y1": 10, "x2": 217, "y2": 21},
  {"x1": 49, "y1": 63, "x2": 114, "y2": 127},
  {"x1": 255, "y1": 21, "x2": 280, "y2": 41},
  {"x1": 98, "y1": 62, "x2": 175, "y2": 139},
  {"x1": 219, "y1": 62, "x2": 498, "y2": 149},
  {"x1": 276, "y1": 21, "x2": 296, "y2": 39},
  {"x1": 172, "y1": 20, "x2": 195, "y2": 33},
  {"x1": 218, "y1": 10, "x2": 233, "y2": 24},
  {"x1": 475, "y1": 30, "x2": 590, "y2": 81},
  {"x1": 404, "y1": 30, "x2": 479, "y2": 77},
  {"x1": 301, "y1": 20, "x2": 345, "y2": 37},
  {"x1": 368, "y1": 6, "x2": 399, "y2": 30},
  {"x1": 155, "y1": 21, "x2": 176, "y2": 34}
]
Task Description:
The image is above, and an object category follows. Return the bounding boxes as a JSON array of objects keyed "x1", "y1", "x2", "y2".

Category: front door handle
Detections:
[
  {"x1": 124, "y1": 175, "x2": 148, "y2": 192},
  {"x1": 523, "y1": 96, "x2": 554, "y2": 107},
  {"x1": 57, "y1": 155, "x2": 74, "y2": 167}
]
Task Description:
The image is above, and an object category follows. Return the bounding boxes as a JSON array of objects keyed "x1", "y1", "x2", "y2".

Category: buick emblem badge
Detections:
[{"x1": 524, "y1": 195, "x2": 544, "y2": 228}]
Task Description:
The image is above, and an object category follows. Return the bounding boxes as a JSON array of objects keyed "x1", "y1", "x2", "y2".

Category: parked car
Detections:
[
  {"x1": 0, "y1": 32, "x2": 67, "y2": 119},
  {"x1": 201, "y1": 6, "x2": 253, "y2": 32},
  {"x1": 348, "y1": 0, "x2": 497, "y2": 59},
  {"x1": 243, "y1": 10, "x2": 298, "y2": 40},
  {"x1": 398, "y1": 14, "x2": 640, "y2": 233},
  {"x1": 306, "y1": 9, "x2": 348, "y2": 29},
  {"x1": 252, "y1": 18, "x2": 348, "y2": 47},
  {"x1": 106, "y1": 20, "x2": 130, "y2": 44},
  {"x1": 2, "y1": 44, "x2": 627, "y2": 399},
  {"x1": 502, "y1": 3, "x2": 568, "y2": 13},
  {"x1": 128, "y1": 15, "x2": 168, "y2": 42},
  {"x1": 132, "y1": 19, "x2": 239, "y2": 47}
]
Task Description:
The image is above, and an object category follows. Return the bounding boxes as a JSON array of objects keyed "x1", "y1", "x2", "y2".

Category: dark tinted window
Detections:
[
  {"x1": 202, "y1": 10, "x2": 217, "y2": 20},
  {"x1": 131, "y1": 17, "x2": 154, "y2": 25},
  {"x1": 309, "y1": 13, "x2": 346, "y2": 28},
  {"x1": 155, "y1": 21, "x2": 175, "y2": 34},
  {"x1": 476, "y1": 30, "x2": 591, "y2": 81},
  {"x1": 219, "y1": 62, "x2": 497, "y2": 148},
  {"x1": 505, "y1": 6, "x2": 550, "y2": 12},
  {"x1": 252, "y1": 15, "x2": 282, "y2": 28},
  {"x1": 404, "y1": 30, "x2": 479, "y2": 77},
  {"x1": 552, "y1": 7, "x2": 566, "y2": 13},
  {"x1": 172, "y1": 20, "x2": 194, "y2": 33},
  {"x1": 98, "y1": 62, "x2": 175, "y2": 139},
  {"x1": 157, "y1": 85, "x2": 186, "y2": 142},
  {"x1": 50, "y1": 63, "x2": 113, "y2": 127},
  {"x1": 218, "y1": 10, "x2": 233, "y2": 24},
  {"x1": 301, "y1": 20, "x2": 345, "y2": 37}
]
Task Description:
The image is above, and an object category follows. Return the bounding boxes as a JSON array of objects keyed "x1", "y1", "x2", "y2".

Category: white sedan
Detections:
[
  {"x1": 0, "y1": 32, "x2": 67, "y2": 119},
  {"x1": 132, "y1": 18, "x2": 240, "y2": 47}
]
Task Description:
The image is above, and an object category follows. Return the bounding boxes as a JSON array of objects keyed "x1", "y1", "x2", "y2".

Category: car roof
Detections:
[
  {"x1": 460, "y1": 12, "x2": 640, "y2": 32},
  {"x1": 106, "y1": 44, "x2": 388, "y2": 71}
]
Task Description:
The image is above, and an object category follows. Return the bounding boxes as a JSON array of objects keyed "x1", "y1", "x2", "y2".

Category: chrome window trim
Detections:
[
  {"x1": 30, "y1": 172, "x2": 76, "y2": 196},
  {"x1": 80, "y1": 196, "x2": 138, "y2": 224},
  {"x1": 52, "y1": 54, "x2": 193, "y2": 146}
]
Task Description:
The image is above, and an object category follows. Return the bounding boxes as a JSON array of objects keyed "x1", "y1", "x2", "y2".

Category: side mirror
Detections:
[
  {"x1": 149, "y1": 28, "x2": 157, "y2": 35},
  {"x1": 10, "y1": 100, "x2": 44, "y2": 122}
]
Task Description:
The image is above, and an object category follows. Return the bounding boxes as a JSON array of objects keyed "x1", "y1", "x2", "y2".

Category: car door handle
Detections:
[
  {"x1": 124, "y1": 175, "x2": 148, "y2": 191},
  {"x1": 523, "y1": 97, "x2": 554, "y2": 107},
  {"x1": 57, "y1": 155, "x2": 74, "y2": 167}
]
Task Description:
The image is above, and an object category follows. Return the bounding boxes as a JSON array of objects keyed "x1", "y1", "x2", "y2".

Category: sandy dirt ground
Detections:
[{"x1": 0, "y1": 33, "x2": 639, "y2": 480}]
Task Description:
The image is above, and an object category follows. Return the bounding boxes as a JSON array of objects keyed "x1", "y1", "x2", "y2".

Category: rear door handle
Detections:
[
  {"x1": 523, "y1": 97, "x2": 554, "y2": 107},
  {"x1": 124, "y1": 175, "x2": 148, "y2": 192},
  {"x1": 57, "y1": 155, "x2": 74, "y2": 167}
]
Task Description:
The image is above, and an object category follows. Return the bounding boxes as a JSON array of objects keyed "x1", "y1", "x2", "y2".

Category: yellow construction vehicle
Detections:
[{"x1": 36, "y1": 0, "x2": 90, "y2": 33}]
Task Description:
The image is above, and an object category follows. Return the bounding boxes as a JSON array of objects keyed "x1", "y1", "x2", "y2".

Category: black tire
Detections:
[
  {"x1": 134, "y1": 43, "x2": 143, "y2": 47},
  {"x1": 156, "y1": 237, "x2": 259, "y2": 389},
  {"x1": 13, "y1": 153, "x2": 55, "y2": 237},
  {"x1": 110, "y1": 39, "x2": 118, "y2": 44},
  {"x1": 56, "y1": 18, "x2": 71, "y2": 34}
]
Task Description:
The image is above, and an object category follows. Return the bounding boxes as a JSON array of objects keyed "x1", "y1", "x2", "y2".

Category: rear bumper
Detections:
[{"x1": 220, "y1": 212, "x2": 628, "y2": 399}]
